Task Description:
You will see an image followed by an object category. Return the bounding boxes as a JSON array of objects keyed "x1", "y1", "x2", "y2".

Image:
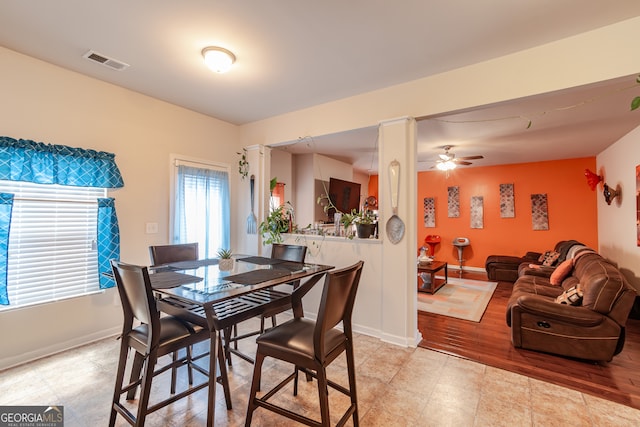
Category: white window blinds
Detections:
[{"x1": 0, "y1": 180, "x2": 105, "y2": 311}]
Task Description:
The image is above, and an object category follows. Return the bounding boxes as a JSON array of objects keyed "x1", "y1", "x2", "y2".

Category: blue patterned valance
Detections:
[{"x1": 0, "y1": 137, "x2": 124, "y2": 188}]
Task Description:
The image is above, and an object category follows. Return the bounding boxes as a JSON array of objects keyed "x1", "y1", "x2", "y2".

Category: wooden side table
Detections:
[{"x1": 417, "y1": 260, "x2": 447, "y2": 294}]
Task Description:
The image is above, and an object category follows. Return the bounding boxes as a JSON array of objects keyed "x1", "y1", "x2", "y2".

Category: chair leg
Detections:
[
  {"x1": 136, "y1": 352, "x2": 157, "y2": 427},
  {"x1": 171, "y1": 351, "x2": 178, "y2": 394},
  {"x1": 217, "y1": 335, "x2": 233, "y2": 410},
  {"x1": 346, "y1": 341, "x2": 359, "y2": 427},
  {"x1": 316, "y1": 366, "x2": 330, "y2": 426},
  {"x1": 126, "y1": 352, "x2": 144, "y2": 400},
  {"x1": 109, "y1": 340, "x2": 130, "y2": 427},
  {"x1": 245, "y1": 352, "x2": 265, "y2": 427},
  {"x1": 186, "y1": 345, "x2": 194, "y2": 385},
  {"x1": 232, "y1": 324, "x2": 239, "y2": 350},
  {"x1": 259, "y1": 316, "x2": 266, "y2": 333},
  {"x1": 223, "y1": 327, "x2": 233, "y2": 367}
]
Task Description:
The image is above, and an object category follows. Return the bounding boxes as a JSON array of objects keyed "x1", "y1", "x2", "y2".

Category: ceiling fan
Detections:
[{"x1": 432, "y1": 145, "x2": 484, "y2": 170}]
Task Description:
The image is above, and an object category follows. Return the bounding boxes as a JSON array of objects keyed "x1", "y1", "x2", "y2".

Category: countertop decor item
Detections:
[
  {"x1": 217, "y1": 248, "x2": 234, "y2": 271},
  {"x1": 386, "y1": 160, "x2": 405, "y2": 244}
]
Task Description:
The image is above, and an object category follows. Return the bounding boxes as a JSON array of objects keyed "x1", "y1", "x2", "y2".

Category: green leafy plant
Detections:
[
  {"x1": 259, "y1": 202, "x2": 294, "y2": 245},
  {"x1": 631, "y1": 75, "x2": 640, "y2": 111},
  {"x1": 354, "y1": 210, "x2": 375, "y2": 225},
  {"x1": 237, "y1": 148, "x2": 249, "y2": 179},
  {"x1": 216, "y1": 248, "x2": 232, "y2": 259}
]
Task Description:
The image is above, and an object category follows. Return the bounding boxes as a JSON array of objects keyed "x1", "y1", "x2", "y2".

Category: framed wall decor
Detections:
[
  {"x1": 470, "y1": 196, "x2": 484, "y2": 229},
  {"x1": 423, "y1": 197, "x2": 435, "y2": 227},
  {"x1": 531, "y1": 193, "x2": 549, "y2": 230},
  {"x1": 500, "y1": 183, "x2": 515, "y2": 218},
  {"x1": 448, "y1": 186, "x2": 460, "y2": 218}
]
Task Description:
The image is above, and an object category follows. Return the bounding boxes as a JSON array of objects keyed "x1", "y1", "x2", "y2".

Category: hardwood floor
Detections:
[{"x1": 417, "y1": 270, "x2": 640, "y2": 410}]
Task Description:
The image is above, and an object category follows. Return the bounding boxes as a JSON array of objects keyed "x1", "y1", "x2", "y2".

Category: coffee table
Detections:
[{"x1": 417, "y1": 260, "x2": 447, "y2": 294}]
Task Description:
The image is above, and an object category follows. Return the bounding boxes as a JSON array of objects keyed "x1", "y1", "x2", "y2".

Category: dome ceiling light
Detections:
[{"x1": 201, "y1": 46, "x2": 236, "y2": 73}]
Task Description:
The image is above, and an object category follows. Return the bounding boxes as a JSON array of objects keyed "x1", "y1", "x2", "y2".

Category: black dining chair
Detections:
[
  {"x1": 109, "y1": 260, "x2": 231, "y2": 427},
  {"x1": 149, "y1": 242, "x2": 199, "y2": 266},
  {"x1": 245, "y1": 260, "x2": 364, "y2": 427},
  {"x1": 224, "y1": 243, "x2": 307, "y2": 365}
]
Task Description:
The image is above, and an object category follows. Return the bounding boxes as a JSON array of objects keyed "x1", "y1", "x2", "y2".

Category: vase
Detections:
[{"x1": 219, "y1": 258, "x2": 234, "y2": 271}]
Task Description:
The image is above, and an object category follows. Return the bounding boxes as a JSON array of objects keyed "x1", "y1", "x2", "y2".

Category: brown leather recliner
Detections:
[
  {"x1": 485, "y1": 240, "x2": 583, "y2": 282},
  {"x1": 506, "y1": 252, "x2": 636, "y2": 361}
]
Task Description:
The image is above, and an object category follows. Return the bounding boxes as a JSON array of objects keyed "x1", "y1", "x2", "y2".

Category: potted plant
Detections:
[
  {"x1": 355, "y1": 210, "x2": 376, "y2": 239},
  {"x1": 259, "y1": 202, "x2": 294, "y2": 245},
  {"x1": 217, "y1": 248, "x2": 234, "y2": 271}
]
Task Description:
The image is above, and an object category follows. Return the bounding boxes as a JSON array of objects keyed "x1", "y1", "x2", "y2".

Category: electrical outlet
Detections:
[{"x1": 145, "y1": 222, "x2": 158, "y2": 234}]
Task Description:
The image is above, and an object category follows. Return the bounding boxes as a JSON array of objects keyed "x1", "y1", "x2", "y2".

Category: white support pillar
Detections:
[
  {"x1": 378, "y1": 117, "x2": 421, "y2": 347},
  {"x1": 236, "y1": 144, "x2": 269, "y2": 257}
]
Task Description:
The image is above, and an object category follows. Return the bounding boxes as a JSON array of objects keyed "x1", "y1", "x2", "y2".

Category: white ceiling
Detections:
[{"x1": 2, "y1": 1, "x2": 640, "y2": 172}]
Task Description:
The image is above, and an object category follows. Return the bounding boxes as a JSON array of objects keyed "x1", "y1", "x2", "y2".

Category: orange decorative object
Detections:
[
  {"x1": 584, "y1": 169, "x2": 602, "y2": 191},
  {"x1": 424, "y1": 235, "x2": 441, "y2": 256}
]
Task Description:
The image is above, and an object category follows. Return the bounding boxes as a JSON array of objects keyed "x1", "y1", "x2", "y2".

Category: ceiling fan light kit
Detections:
[
  {"x1": 432, "y1": 145, "x2": 484, "y2": 171},
  {"x1": 436, "y1": 160, "x2": 456, "y2": 171}
]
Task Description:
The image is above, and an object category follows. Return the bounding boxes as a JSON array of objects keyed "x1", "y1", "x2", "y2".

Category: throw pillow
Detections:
[
  {"x1": 538, "y1": 250, "x2": 551, "y2": 263},
  {"x1": 542, "y1": 251, "x2": 560, "y2": 267},
  {"x1": 550, "y1": 259, "x2": 573, "y2": 286},
  {"x1": 555, "y1": 286, "x2": 583, "y2": 306}
]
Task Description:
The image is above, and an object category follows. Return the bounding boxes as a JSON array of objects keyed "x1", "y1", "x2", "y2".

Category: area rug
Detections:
[{"x1": 417, "y1": 277, "x2": 497, "y2": 322}]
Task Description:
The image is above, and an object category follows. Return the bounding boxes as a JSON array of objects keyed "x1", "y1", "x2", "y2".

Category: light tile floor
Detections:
[{"x1": 2, "y1": 317, "x2": 640, "y2": 426}]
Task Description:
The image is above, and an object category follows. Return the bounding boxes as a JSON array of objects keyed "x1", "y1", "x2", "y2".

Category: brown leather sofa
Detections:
[
  {"x1": 506, "y1": 250, "x2": 636, "y2": 361},
  {"x1": 485, "y1": 240, "x2": 582, "y2": 282}
]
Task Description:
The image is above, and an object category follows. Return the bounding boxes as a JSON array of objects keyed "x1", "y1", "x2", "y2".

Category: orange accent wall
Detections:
[
  {"x1": 416, "y1": 157, "x2": 598, "y2": 269},
  {"x1": 368, "y1": 175, "x2": 378, "y2": 201}
]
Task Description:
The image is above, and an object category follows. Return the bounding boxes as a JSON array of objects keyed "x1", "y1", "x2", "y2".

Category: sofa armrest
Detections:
[
  {"x1": 518, "y1": 263, "x2": 555, "y2": 278},
  {"x1": 515, "y1": 294, "x2": 604, "y2": 327}
]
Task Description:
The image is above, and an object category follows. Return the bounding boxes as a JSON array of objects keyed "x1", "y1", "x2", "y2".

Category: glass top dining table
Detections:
[{"x1": 150, "y1": 255, "x2": 334, "y2": 426}]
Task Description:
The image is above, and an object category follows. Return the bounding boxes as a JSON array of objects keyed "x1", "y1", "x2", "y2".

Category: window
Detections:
[
  {"x1": 0, "y1": 181, "x2": 106, "y2": 311},
  {"x1": 173, "y1": 158, "x2": 230, "y2": 259}
]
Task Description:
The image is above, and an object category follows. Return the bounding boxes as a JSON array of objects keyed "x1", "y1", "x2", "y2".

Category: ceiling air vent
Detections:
[{"x1": 82, "y1": 50, "x2": 130, "y2": 71}]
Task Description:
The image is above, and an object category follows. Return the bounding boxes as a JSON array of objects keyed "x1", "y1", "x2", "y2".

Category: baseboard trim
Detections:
[{"x1": 0, "y1": 327, "x2": 121, "y2": 371}]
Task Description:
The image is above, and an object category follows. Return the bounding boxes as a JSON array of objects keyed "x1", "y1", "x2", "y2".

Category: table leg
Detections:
[{"x1": 444, "y1": 263, "x2": 448, "y2": 284}]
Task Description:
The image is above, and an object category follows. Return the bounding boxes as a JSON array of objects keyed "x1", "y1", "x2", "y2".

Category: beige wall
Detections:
[
  {"x1": 0, "y1": 47, "x2": 241, "y2": 369},
  {"x1": 597, "y1": 126, "x2": 640, "y2": 292},
  {"x1": 240, "y1": 17, "x2": 640, "y2": 148}
]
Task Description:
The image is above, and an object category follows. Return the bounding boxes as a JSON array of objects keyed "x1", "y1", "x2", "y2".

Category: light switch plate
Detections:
[{"x1": 145, "y1": 222, "x2": 158, "y2": 234}]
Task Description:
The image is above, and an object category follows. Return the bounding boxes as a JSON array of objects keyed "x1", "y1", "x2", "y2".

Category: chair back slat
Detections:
[
  {"x1": 314, "y1": 261, "x2": 364, "y2": 360},
  {"x1": 149, "y1": 243, "x2": 199, "y2": 266},
  {"x1": 111, "y1": 261, "x2": 160, "y2": 346},
  {"x1": 271, "y1": 243, "x2": 307, "y2": 263}
]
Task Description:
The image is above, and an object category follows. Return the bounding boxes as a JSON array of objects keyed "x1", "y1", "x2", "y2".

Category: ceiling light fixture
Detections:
[
  {"x1": 201, "y1": 46, "x2": 236, "y2": 73},
  {"x1": 436, "y1": 160, "x2": 456, "y2": 171}
]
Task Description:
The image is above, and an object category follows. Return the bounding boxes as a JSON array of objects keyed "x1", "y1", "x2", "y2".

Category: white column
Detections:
[
  {"x1": 378, "y1": 117, "x2": 421, "y2": 346},
  {"x1": 236, "y1": 145, "x2": 269, "y2": 256}
]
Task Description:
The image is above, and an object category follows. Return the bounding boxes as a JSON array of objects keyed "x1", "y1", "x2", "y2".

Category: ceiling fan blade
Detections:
[
  {"x1": 453, "y1": 160, "x2": 473, "y2": 166},
  {"x1": 457, "y1": 155, "x2": 484, "y2": 161}
]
